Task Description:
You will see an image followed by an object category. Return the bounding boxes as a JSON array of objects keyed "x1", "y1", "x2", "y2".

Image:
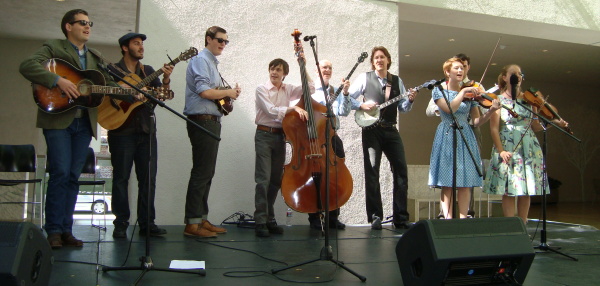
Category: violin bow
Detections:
[{"x1": 479, "y1": 37, "x2": 502, "y2": 84}]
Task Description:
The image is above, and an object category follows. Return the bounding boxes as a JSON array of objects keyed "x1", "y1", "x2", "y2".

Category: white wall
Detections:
[{"x1": 139, "y1": 0, "x2": 400, "y2": 226}]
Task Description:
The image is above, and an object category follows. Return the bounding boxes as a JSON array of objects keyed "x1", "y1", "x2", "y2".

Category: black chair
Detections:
[
  {"x1": 0, "y1": 144, "x2": 43, "y2": 226},
  {"x1": 78, "y1": 148, "x2": 107, "y2": 230}
]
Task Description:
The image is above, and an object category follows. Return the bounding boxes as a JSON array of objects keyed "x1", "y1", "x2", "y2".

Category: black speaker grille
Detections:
[
  {"x1": 0, "y1": 222, "x2": 22, "y2": 247},
  {"x1": 429, "y1": 217, "x2": 526, "y2": 238}
]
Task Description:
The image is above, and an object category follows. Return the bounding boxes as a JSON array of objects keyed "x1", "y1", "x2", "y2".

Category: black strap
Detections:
[{"x1": 218, "y1": 72, "x2": 231, "y2": 89}]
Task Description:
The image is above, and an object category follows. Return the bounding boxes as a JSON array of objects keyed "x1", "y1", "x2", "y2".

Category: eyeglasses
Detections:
[
  {"x1": 69, "y1": 20, "x2": 93, "y2": 27},
  {"x1": 213, "y1": 37, "x2": 229, "y2": 45}
]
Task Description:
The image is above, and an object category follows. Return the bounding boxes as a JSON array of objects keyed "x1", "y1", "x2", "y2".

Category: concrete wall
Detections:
[
  {"x1": 135, "y1": 0, "x2": 600, "y2": 226},
  {"x1": 138, "y1": 0, "x2": 400, "y2": 226}
]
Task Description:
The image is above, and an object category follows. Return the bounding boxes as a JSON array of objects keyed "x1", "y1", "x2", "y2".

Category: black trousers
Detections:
[
  {"x1": 108, "y1": 131, "x2": 157, "y2": 228},
  {"x1": 362, "y1": 126, "x2": 409, "y2": 223}
]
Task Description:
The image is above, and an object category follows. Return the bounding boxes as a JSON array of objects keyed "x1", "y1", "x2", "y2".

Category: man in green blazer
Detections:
[{"x1": 19, "y1": 8, "x2": 122, "y2": 249}]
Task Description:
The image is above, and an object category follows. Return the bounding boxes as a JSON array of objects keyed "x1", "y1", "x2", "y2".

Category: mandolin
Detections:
[{"x1": 213, "y1": 86, "x2": 234, "y2": 115}]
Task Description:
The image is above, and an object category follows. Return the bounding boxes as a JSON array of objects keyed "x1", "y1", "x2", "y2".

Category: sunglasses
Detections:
[
  {"x1": 213, "y1": 37, "x2": 229, "y2": 45},
  {"x1": 69, "y1": 20, "x2": 94, "y2": 27}
]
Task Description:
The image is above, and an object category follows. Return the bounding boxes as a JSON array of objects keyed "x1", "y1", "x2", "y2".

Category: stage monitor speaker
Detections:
[
  {"x1": 0, "y1": 221, "x2": 53, "y2": 286},
  {"x1": 396, "y1": 217, "x2": 534, "y2": 286}
]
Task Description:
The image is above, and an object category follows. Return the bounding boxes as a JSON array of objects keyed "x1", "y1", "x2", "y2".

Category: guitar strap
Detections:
[
  {"x1": 218, "y1": 72, "x2": 231, "y2": 89},
  {"x1": 384, "y1": 73, "x2": 392, "y2": 101},
  {"x1": 379, "y1": 73, "x2": 393, "y2": 119}
]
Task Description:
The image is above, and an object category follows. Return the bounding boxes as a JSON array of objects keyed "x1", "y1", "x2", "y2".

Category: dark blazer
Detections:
[{"x1": 19, "y1": 39, "x2": 117, "y2": 138}]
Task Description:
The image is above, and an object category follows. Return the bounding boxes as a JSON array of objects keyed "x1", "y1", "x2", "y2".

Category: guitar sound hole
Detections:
[{"x1": 78, "y1": 79, "x2": 94, "y2": 96}]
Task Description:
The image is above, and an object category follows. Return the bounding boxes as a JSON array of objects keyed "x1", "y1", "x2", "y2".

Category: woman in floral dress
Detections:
[{"x1": 484, "y1": 64, "x2": 568, "y2": 224}]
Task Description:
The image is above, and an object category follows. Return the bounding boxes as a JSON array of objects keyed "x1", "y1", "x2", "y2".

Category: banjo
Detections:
[{"x1": 354, "y1": 80, "x2": 435, "y2": 129}]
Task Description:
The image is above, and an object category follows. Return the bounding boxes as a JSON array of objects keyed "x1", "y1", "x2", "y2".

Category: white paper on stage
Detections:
[{"x1": 169, "y1": 260, "x2": 205, "y2": 269}]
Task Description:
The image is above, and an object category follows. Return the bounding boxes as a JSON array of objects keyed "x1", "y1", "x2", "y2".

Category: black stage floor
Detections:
[{"x1": 47, "y1": 220, "x2": 599, "y2": 285}]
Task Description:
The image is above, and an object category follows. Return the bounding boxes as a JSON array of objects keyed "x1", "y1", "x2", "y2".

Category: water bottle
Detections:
[{"x1": 286, "y1": 208, "x2": 293, "y2": 226}]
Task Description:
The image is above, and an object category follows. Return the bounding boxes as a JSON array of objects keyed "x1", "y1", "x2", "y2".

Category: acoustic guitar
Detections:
[
  {"x1": 98, "y1": 47, "x2": 198, "y2": 130},
  {"x1": 32, "y1": 58, "x2": 165, "y2": 114},
  {"x1": 354, "y1": 80, "x2": 435, "y2": 129}
]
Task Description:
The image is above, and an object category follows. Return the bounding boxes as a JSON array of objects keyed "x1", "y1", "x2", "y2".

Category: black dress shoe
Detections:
[
  {"x1": 329, "y1": 220, "x2": 346, "y2": 230},
  {"x1": 309, "y1": 220, "x2": 323, "y2": 230},
  {"x1": 139, "y1": 224, "x2": 167, "y2": 236},
  {"x1": 255, "y1": 224, "x2": 270, "y2": 237},
  {"x1": 266, "y1": 220, "x2": 284, "y2": 234},
  {"x1": 113, "y1": 222, "x2": 128, "y2": 238},
  {"x1": 394, "y1": 221, "x2": 413, "y2": 229}
]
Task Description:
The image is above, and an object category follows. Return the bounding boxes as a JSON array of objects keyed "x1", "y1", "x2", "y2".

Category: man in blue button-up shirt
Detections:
[{"x1": 183, "y1": 26, "x2": 241, "y2": 238}]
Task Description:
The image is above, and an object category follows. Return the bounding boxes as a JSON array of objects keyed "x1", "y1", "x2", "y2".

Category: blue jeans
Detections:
[
  {"x1": 108, "y1": 132, "x2": 157, "y2": 228},
  {"x1": 43, "y1": 117, "x2": 92, "y2": 235}
]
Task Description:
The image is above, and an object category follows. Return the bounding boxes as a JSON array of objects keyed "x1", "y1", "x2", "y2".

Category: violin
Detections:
[
  {"x1": 461, "y1": 81, "x2": 519, "y2": 118},
  {"x1": 522, "y1": 88, "x2": 573, "y2": 134}
]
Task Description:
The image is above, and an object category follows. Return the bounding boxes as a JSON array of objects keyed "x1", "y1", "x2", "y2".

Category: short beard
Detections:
[{"x1": 128, "y1": 49, "x2": 143, "y2": 60}]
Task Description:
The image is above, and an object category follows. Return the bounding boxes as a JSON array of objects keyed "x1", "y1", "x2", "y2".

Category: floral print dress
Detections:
[{"x1": 484, "y1": 97, "x2": 548, "y2": 196}]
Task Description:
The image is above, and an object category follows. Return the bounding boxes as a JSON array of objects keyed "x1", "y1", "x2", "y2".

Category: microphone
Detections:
[
  {"x1": 303, "y1": 35, "x2": 317, "y2": 41},
  {"x1": 97, "y1": 63, "x2": 109, "y2": 72},
  {"x1": 510, "y1": 74, "x2": 519, "y2": 101},
  {"x1": 427, "y1": 78, "x2": 446, "y2": 90},
  {"x1": 97, "y1": 63, "x2": 118, "y2": 82}
]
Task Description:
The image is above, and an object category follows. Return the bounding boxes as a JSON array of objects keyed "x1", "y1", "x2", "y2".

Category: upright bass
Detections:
[{"x1": 281, "y1": 29, "x2": 353, "y2": 213}]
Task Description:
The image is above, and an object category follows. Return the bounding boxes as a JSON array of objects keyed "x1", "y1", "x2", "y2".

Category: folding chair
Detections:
[
  {"x1": 78, "y1": 148, "x2": 107, "y2": 230},
  {"x1": 0, "y1": 144, "x2": 43, "y2": 226}
]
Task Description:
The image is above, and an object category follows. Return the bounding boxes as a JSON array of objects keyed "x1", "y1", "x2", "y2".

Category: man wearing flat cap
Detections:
[{"x1": 108, "y1": 32, "x2": 174, "y2": 238}]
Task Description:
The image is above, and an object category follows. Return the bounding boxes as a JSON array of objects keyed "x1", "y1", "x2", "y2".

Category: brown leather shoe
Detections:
[
  {"x1": 61, "y1": 232, "x2": 83, "y2": 247},
  {"x1": 183, "y1": 224, "x2": 217, "y2": 238},
  {"x1": 201, "y1": 220, "x2": 227, "y2": 234},
  {"x1": 47, "y1": 233, "x2": 62, "y2": 249}
]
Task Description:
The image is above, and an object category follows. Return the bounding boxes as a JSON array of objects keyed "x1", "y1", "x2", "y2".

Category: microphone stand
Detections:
[
  {"x1": 436, "y1": 84, "x2": 482, "y2": 219},
  {"x1": 513, "y1": 99, "x2": 579, "y2": 261},
  {"x1": 100, "y1": 67, "x2": 218, "y2": 284},
  {"x1": 271, "y1": 38, "x2": 366, "y2": 282}
]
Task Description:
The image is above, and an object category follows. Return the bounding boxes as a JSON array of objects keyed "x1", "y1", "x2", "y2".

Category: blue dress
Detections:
[{"x1": 428, "y1": 89, "x2": 483, "y2": 188}]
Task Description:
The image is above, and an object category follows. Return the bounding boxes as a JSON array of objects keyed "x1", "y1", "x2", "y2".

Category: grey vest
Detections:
[{"x1": 365, "y1": 71, "x2": 400, "y2": 124}]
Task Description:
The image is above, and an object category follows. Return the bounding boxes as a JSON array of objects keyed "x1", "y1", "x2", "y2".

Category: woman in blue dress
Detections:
[
  {"x1": 429, "y1": 57, "x2": 499, "y2": 218},
  {"x1": 483, "y1": 64, "x2": 568, "y2": 224}
]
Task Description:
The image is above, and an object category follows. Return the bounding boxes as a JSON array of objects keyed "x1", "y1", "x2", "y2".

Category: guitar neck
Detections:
[
  {"x1": 92, "y1": 85, "x2": 139, "y2": 96},
  {"x1": 136, "y1": 56, "x2": 184, "y2": 88},
  {"x1": 332, "y1": 62, "x2": 362, "y2": 99}
]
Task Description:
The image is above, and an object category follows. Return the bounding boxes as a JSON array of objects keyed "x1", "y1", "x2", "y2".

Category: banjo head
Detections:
[{"x1": 354, "y1": 108, "x2": 380, "y2": 128}]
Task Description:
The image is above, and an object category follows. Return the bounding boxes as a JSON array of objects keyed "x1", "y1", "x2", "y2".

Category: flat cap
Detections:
[{"x1": 118, "y1": 32, "x2": 147, "y2": 46}]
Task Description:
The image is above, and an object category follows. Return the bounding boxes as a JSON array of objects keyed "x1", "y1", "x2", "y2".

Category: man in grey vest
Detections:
[{"x1": 347, "y1": 46, "x2": 417, "y2": 229}]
